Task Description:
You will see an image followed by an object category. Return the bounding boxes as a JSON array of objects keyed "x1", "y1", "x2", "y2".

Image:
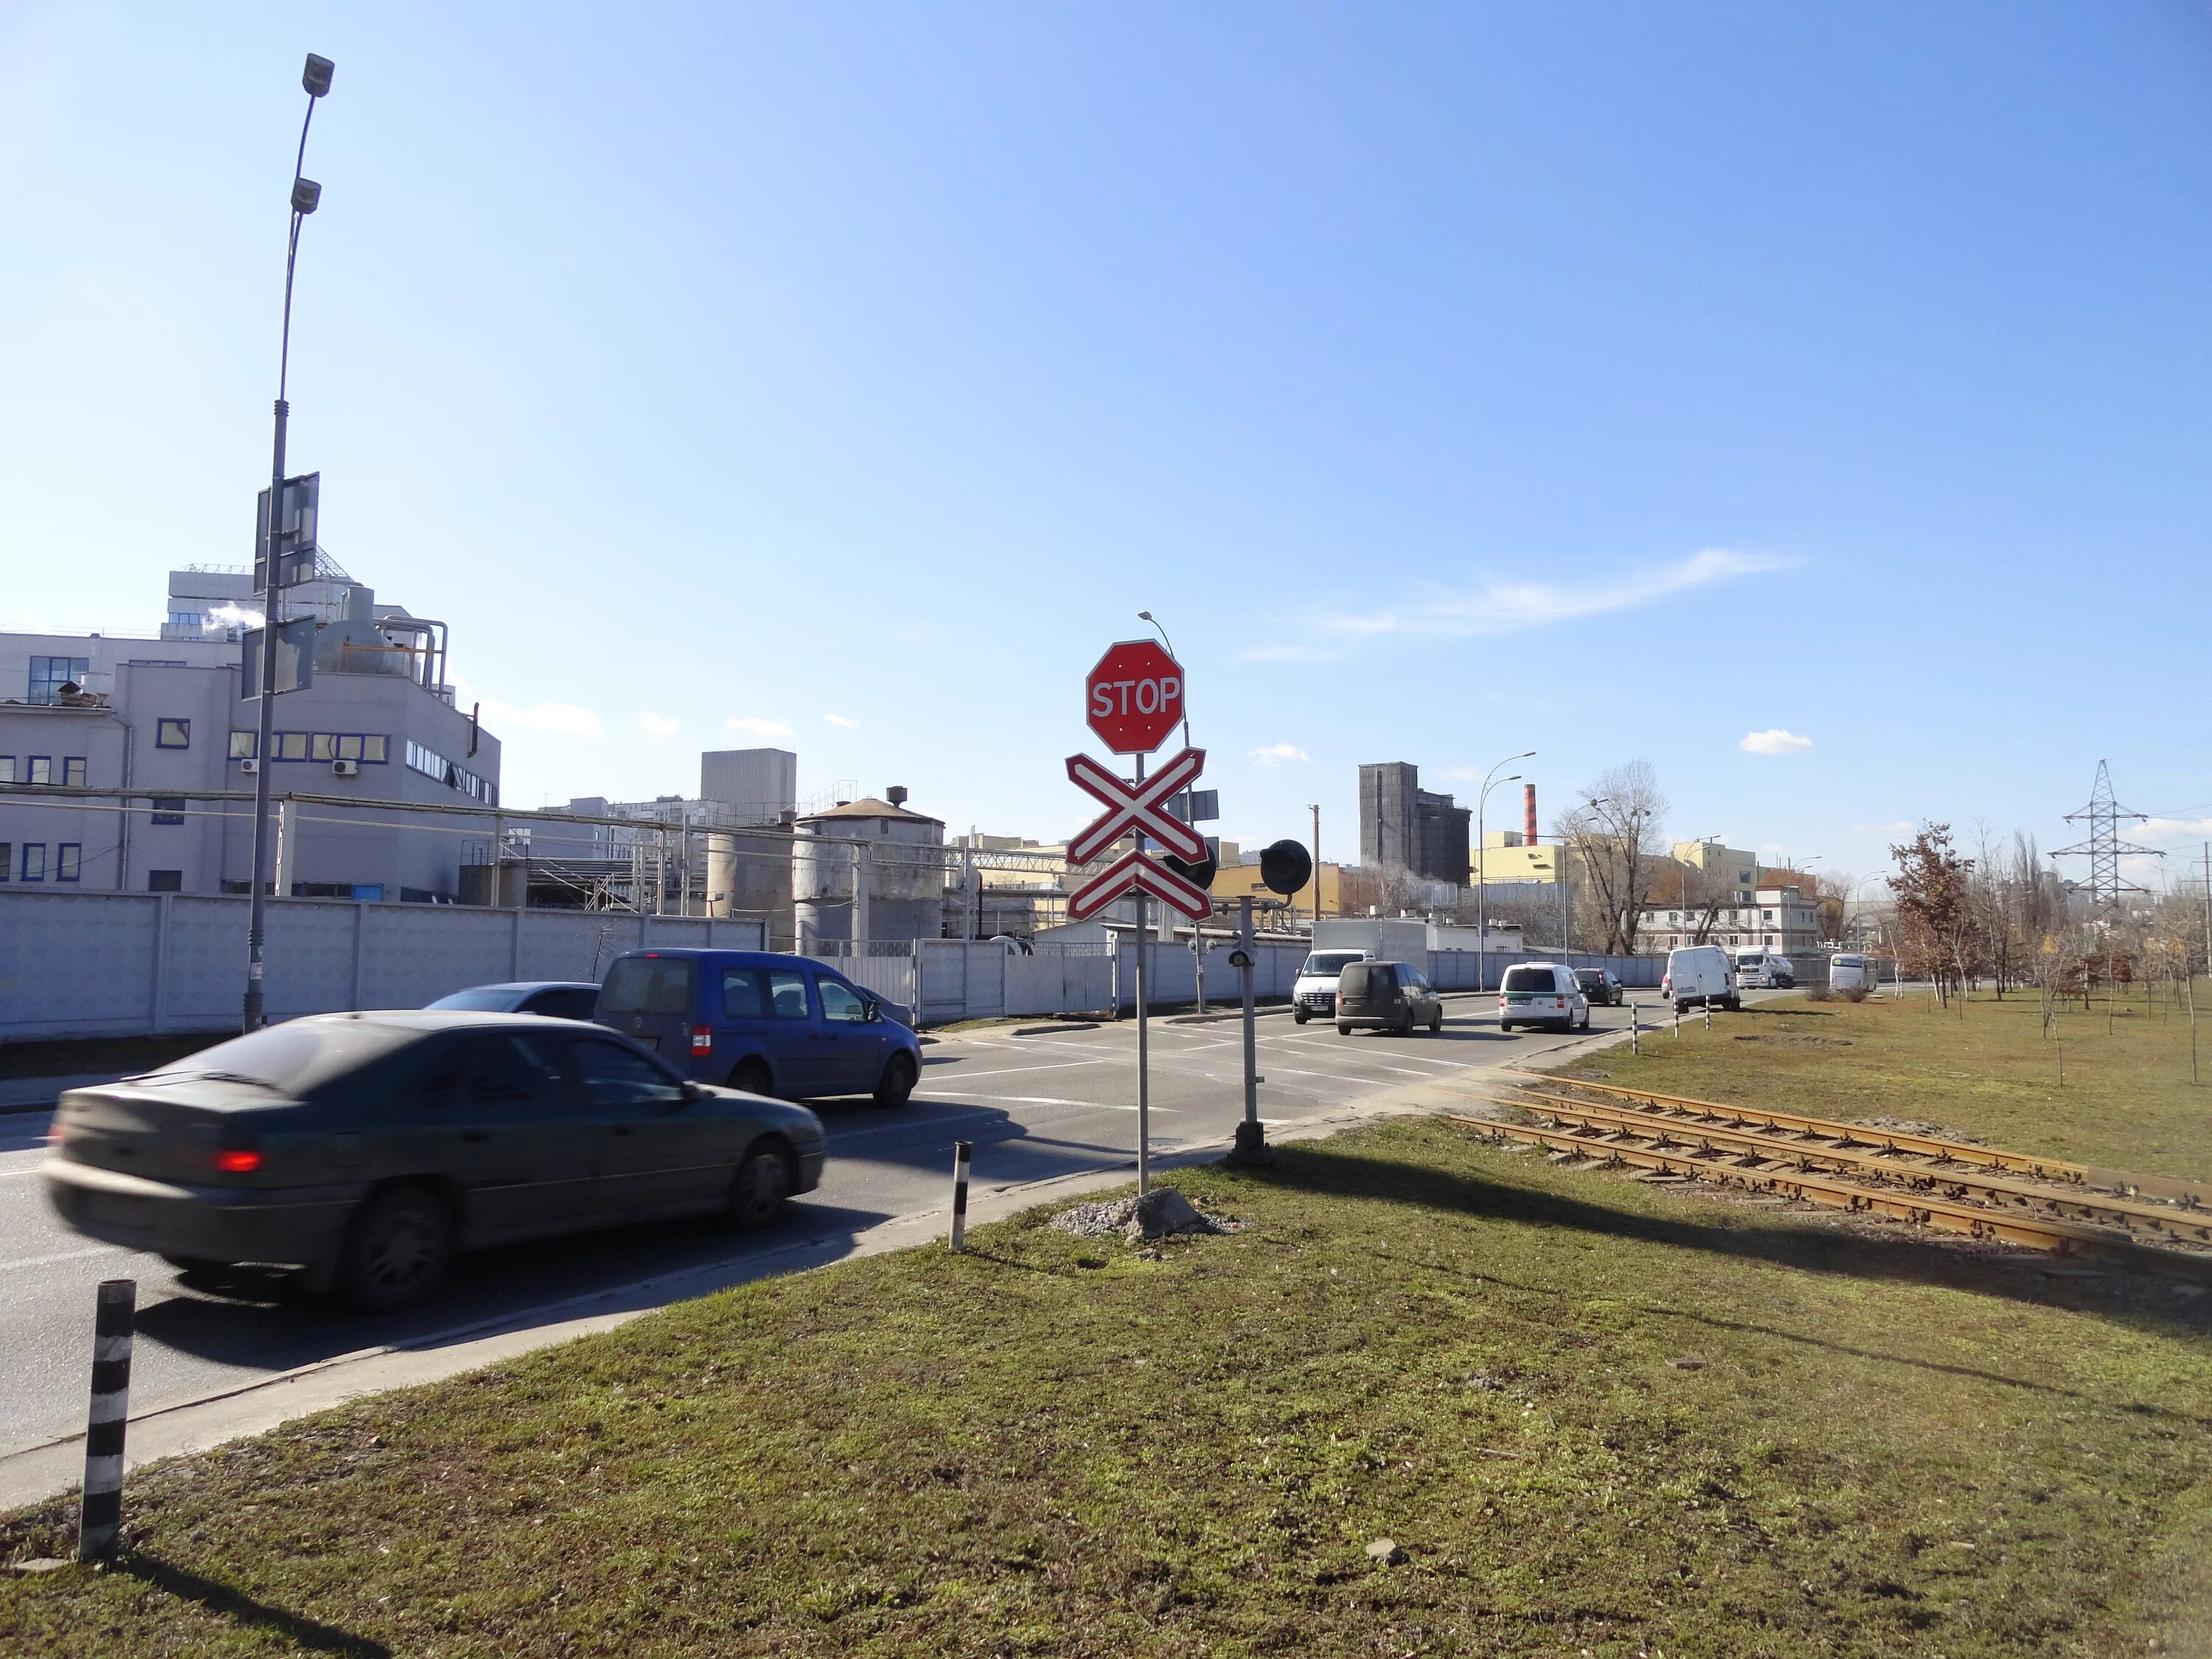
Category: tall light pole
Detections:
[
  {"x1": 243, "y1": 52, "x2": 335, "y2": 1033},
  {"x1": 1475, "y1": 750, "x2": 1535, "y2": 994}
]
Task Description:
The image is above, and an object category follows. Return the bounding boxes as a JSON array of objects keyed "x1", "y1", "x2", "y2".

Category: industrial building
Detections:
[
  {"x1": 1357, "y1": 761, "x2": 1472, "y2": 888},
  {"x1": 0, "y1": 563, "x2": 499, "y2": 901},
  {"x1": 793, "y1": 787, "x2": 946, "y2": 950}
]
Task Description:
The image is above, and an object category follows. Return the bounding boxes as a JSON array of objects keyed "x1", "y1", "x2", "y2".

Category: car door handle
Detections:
[{"x1": 459, "y1": 1129, "x2": 490, "y2": 1143}]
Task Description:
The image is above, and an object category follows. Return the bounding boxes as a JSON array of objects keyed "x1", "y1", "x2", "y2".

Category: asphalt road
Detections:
[{"x1": 0, "y1": 992, "x2": 1665, "y2": 1458}]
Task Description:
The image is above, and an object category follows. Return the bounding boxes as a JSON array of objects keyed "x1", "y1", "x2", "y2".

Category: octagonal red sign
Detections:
[{"x1": 1085, "y1": 639, "x2": 1186, "y2": 755}]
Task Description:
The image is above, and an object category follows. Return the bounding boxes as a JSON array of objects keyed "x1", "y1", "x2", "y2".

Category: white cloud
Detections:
[
  {"x1": 1249, "y1": 742, "x2": 1310, "y2": 766},
  {"x1": 1739, "y1": 728, "x2": 1812, "y2": 755},
  {"x1": 2144, "y1": 815, "x2": 2212, "y2": 839},
  {"x1": 479, "y1": 700, "x2": 602, "y2": 738},
  {"x1": 824, "y1": 713, "x2": 860, "y2": 729},
  {"x1": 638, "y1": 712, "x2": 681, "y2": 737},
  {"x1": 1313, "y1": 547, "x2": 1792, "y2": 640},
  {"x1": 726, "y1": 716, "x2": 793, "y2": 737},
  {"x1": 206, "y1": 602, "x2": 265, "y2": 630}
]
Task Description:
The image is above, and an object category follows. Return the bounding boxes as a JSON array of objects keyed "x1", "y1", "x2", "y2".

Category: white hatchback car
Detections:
[{"x1": 1497, "y1": 961, "x2": 1591, "y2": 1033}]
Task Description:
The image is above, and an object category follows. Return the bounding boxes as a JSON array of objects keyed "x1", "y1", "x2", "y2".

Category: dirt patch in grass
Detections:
[
  {"x1": 1562, "y1": 988, "x2": 2212, "y2": 1180},
  {"x1": 5, "y1": 1119, "x2": 2210, "y2": 1657}
]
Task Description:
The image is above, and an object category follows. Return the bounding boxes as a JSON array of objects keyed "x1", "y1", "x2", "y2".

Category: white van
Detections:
[
  {"x1": 1292, "y1": 948, "x2": 1374, "y2": 1024},
  {"x1": 1731, "y1": 950, "x2": 1795, "y2": 990},
  {"x1": 1830, "y1": 953, "x2": 1877, "y2": 993},
  {"x1": 1662, "y1": 945, "x2": 1739, "y2": 1013}
]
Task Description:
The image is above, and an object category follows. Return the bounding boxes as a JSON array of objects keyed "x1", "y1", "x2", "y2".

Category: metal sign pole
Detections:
[
  {"x1": 1227, "y1": 894, "x2": 1272, "y2": 1164},
  {"x1": 1134, "y1": 751, "x2": 1150, "y2": 1198}
]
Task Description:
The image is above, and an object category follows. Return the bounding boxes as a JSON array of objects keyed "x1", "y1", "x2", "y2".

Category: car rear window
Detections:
[
  {"x1": 1501, "y1": 966, "x2": 1557, "y2": 992},
  {"x1": 425, "y1": 986, "x2": 525, "y2": 1012},
  {"x1": 1338, "y1": 962, "x2": 1383, "y2": 998},
  {"x1": 135, "y1": 1019, "x2": 420, "y2": 1096},
  {"x1": 1573, "y1": 970, "x2": 1602, "y2": 987},
  {"x1": 599, "y1": 956, "x2": 695, "y2": 1017}
]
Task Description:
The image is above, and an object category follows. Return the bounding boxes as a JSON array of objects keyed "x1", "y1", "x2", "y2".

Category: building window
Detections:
[
  {"x1": 151, "y1": 798, "x2": 186, "y2": 825},
  {"x1": 62, "y1": 757, "x2": 86, "y2": 787},
  {"x1": 0, "y1": 757, "x2": 12, "y2": 784},
  {"x1": 229, "y1": 731, "x2": 257, "y2": 759},
  {"x1": 156, "y1": 718, "x2": 191, "y2": 749},
  {"x1": 27, "y1": 757, "x2": 52, "y2": 786},
  {"x1": 28, "y1": 656, "x2": 89, "y2": 706},
  {"x1": 147, "y1": 870, "x2": 184, "y2": 893},
  {"x1": 21, "y1": 844, "x2": 46, "y2": 881},
  {"x1": 57, "y1": 844, "x2": 80, "y2": 883},
  {"x1": 274, "y1": 731, "x2": 308, "y2": 761},
  {"x1": 0, "y1": 844, "x2": 9, "y2": 880},
  {"x1": 310, "y1": 733, "x2": 337, "y2": 762}
]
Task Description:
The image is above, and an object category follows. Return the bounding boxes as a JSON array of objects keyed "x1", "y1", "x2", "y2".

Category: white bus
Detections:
[{"x1": 1830, "y1": 953, "x2": 1878, "y2": 993}]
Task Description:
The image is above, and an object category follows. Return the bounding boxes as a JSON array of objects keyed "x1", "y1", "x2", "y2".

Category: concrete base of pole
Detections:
[{"x1": 1222, "y1": 1119, "x2": 1274, "y2": 1166}]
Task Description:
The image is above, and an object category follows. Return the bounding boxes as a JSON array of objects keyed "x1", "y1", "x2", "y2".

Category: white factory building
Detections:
[{"x1": 0, "y1": 563, "x2": 500, "y2": 902}]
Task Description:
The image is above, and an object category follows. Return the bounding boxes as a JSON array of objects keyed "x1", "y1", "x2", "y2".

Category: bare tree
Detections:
[{"x1": 1559, "y1": 762, "x2": 1669, "y2": 954}]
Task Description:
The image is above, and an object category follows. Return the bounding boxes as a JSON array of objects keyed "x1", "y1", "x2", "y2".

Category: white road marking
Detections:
[
  {"x1": 4, "y1": 1245, "x2": 125, "y2": 1273},
  {"x1": 919, "y1": 1057, "x2": 1109, "y2": 1082},
  {"x1": 915, "y1": 1093, "x2": 1172, "y2": 1113}
]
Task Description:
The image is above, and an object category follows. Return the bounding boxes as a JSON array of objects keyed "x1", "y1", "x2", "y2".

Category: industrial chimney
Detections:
[{"x1": 1523, "y1": 783, "x2": 1537, "y2": 846}]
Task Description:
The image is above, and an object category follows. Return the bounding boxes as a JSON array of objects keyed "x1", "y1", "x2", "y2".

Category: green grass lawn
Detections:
[
  {"x1": 1558, "y1": 985, "x2": 2212, "y2": 1181},
  {"x1": 6, "y1": 1115, "x2": 2211, "y2": 1657}
]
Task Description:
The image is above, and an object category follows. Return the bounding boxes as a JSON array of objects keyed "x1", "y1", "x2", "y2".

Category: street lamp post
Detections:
[
  {"x1": 243, "y1": 53, "x2": 334, "y2": 1033},
  {"x1": 1475, "y1": 750, "x2": 1535, "y2": 995}
]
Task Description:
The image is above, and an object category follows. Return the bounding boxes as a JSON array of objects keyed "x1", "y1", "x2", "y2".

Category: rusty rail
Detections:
[
  {"x1": 1445, "y1": 1114, "x2": 2212, "y2": 1281},
  {"x1": 1486, "y1": 1090, "x2": 2212, "y2": 1245}
]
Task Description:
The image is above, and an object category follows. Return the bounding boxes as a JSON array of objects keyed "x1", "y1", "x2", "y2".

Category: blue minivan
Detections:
[{"x1": 594, "y1": 949, "x2": 922, "y2": 1107}]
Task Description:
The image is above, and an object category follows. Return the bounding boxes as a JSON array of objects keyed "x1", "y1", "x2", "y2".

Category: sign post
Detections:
[{"x1": 1070, "y1": 641, "x2": 1204, "y2": 1197}]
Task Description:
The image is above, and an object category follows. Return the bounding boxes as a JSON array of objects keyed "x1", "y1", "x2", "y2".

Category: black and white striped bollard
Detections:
[
  {"x1": 949, "y1": 1140, "x2": 973, "y2": 1252},
  {"x1": 79, "y1": 1279, "x2": 136, "y2": 1562},
  {"x1": 1631, "y1": 1003, "x2": 1640, "y2": 1055}
]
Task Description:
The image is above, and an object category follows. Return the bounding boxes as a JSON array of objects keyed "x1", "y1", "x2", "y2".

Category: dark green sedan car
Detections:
[{"x1": 41, "y1": 1011, "x2": 827, "y2": 1312}]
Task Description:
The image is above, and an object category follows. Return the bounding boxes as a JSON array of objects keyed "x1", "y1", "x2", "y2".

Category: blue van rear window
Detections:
[{"x1": 600, "y1": 957, "x2": 693, "y2": 1016}]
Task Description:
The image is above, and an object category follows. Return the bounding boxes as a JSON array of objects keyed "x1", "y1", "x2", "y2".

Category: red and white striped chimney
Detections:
[{"x1": 1523, "y1": 783, "x2": 1537, "y2": 846}]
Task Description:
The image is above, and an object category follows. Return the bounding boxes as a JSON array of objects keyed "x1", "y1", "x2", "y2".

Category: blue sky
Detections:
[{"x1": 6, "y1": 3, "x2": 2211, "y2": 887}]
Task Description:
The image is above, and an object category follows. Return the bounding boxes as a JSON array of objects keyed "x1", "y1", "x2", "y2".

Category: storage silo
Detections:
[{"x1": 793, "y1": 787, "x2": 947, "y2": 948}]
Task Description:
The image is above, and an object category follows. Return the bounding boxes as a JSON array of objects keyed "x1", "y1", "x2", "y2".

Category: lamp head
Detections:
[
  {"x1": 303, "y1": 54, "x2": 335, "y2": 97},
  {"x1": 1138, "y1": 610, "x2": 1155, "y2": 622},
  {"x1": 291, "y1": 176, "x2": 322, "y2": 215}
]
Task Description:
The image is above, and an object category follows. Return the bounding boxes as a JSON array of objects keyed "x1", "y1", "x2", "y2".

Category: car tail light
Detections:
[
  {"x1": 214, "y1": 1147, "x2": 262, "y2": 1174},
  {"x1": 690, "y1": 1025, "x2": 714, "y2": 1055}
]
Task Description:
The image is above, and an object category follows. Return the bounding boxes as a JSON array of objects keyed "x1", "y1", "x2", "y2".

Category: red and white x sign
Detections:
[
  {"x1": 1066, "y1": 849, "x2": 1214, "y2": 922},
  {"x1": 1065, "y1": 746, "x2": 1208, "y2": 866}
]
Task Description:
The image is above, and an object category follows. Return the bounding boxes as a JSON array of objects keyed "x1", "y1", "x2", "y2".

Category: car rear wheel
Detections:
[
  {"x1": 1337, "y1": 1022, "x2": 1352, "y2": 1036},
  {"x1": 726, "y1": 1144, "x2": 792, "y2": 1231},
  {"x1": 338, "y1": 1186, "x2": 454, "y2": 1314},
  {"x1": 728, "y1": 1057, "x2": 773, "y2": 1097},
  {"x1": 874, "y1": 1051, "x2": 917, "y2": 1108}
]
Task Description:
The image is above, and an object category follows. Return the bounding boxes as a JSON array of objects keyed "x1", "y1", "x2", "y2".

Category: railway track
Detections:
[{"x1": 1445, "y1": 1077, "x2": 2212, "y2": 1281}]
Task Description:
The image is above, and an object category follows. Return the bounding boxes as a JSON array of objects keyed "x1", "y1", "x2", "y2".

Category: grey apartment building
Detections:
[
  {"x1": 1357, "y1": 761, "x2": 1472, "y2": 888},
  {"x1": 0, "y1": 563, "x2": 500, "y2": 901}
]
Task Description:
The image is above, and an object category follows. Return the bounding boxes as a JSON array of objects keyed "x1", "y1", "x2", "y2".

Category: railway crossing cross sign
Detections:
[
  {"x1": 1066, "y1": 846, "x2": 1214, "y2": 922},
  {"x1": 1065, "y1": 747, "x2": 1208, "y2": 866}
]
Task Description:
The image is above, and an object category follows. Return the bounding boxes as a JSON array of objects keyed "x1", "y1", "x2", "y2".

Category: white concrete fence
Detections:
[
  {"x1": 1, "y1": 890, "x2": 766, "y2": 1041},
  {"x1": 1, "y1": 890, "x2": 1666, "y2": 1043}
]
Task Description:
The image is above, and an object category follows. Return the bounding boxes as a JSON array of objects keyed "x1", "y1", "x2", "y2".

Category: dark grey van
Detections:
[{"x1": 1334, "y1": 960, "x2": 1444, "y2": 1036}]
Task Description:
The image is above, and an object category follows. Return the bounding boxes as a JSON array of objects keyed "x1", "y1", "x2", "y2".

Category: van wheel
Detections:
[
  {"x1": 1293, "y1": 1010, "x2": 1310, "y2": 1025},
  {"x1": 1579, "y1": 1006, "x2": 1592, "y2": 1031},
  {"x1": 337, "y1": 1186, "x2": 454, "y2": 1314},
  {"x1": 726, "y1": 1144, "x2": 792, "y2": 1231},
  {"x1": 728, "y1": 1057, "x2": 773, "y2": 1097},
  {"x1": 874, "y1": 1052, "x2": 917, "y2": 1108},
  {"x1": 1337, "y1": 1023, "x2": 1352, "y2": 1037}
]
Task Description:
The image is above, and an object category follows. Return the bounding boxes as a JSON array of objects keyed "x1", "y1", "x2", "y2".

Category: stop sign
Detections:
[{"x1": 1085, "y1": 639, "x2": 1186, "y2": 755}]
